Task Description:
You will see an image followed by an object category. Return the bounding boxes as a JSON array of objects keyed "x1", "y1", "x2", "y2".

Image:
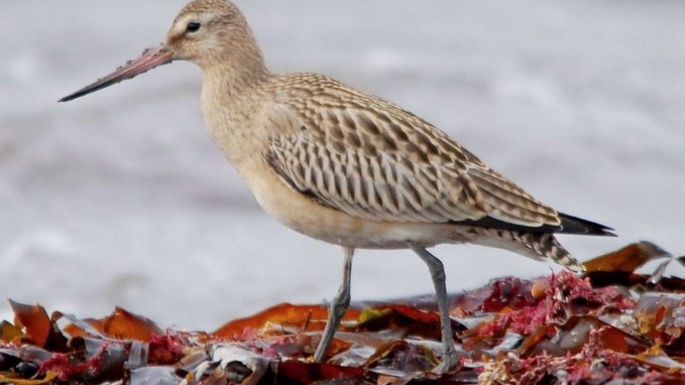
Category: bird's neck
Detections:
[
  {"x1": 202, "y1": 55, "x2": 270, "y2": 98},
  {"x1": 198, "y1": 15, "x2": 269, "y2": 94},
  {"x1": 200, "y1": 58, "x2": 273, "y2": 166}
]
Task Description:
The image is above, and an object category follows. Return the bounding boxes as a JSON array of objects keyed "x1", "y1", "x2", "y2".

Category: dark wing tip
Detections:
[
  {"x1": 559, "y1": 213, "x2": 616, "y2": 236},
  {"x1": 451, "y1": 214, "x2": 616, "y2": 237}
]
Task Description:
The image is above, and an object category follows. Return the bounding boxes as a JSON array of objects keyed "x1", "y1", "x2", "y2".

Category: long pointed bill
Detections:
[{"x1": 59, "y1": 46, "x2": 173, "y2": 103}]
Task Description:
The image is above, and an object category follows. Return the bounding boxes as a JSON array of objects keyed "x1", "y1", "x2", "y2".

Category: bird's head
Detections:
[
  {"x1": 166, "y1": 0, "x2": 252, "y2": 65},
  {"x1": 60, "y1": 0, "x2": 264, "y2": 102}
]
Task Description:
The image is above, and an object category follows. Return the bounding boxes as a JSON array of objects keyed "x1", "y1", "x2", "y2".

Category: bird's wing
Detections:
[{"x1": 263, "y1": 81, "x2": 562, "y2": 230}]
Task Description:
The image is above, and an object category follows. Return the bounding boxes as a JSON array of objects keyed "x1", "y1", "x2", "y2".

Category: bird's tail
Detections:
[
  {"x1": 521, "y1": 232, "x2": 584, "y2": 272},
  {"x1": 471, "y1": 230, "x2": 584, "y2": 272}
]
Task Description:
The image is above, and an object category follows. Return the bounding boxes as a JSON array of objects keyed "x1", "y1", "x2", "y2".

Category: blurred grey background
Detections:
[{"x1": 1, "y1": 0, "x2": 684, "y2": 329}]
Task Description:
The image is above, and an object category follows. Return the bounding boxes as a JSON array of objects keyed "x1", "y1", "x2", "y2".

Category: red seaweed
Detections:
[{"x1": 1, "y1": 242, "x2": 685, "y2": 385}]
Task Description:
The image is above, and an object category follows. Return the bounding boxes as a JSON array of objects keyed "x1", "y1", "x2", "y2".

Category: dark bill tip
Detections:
[{"x1": 59, "y1": 46, "x2": 173, "y2": 103}]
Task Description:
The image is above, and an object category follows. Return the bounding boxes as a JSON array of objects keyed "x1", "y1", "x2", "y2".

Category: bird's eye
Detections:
[{"x1": 186, "y1": 22, "x2": 201, "y2": 33}]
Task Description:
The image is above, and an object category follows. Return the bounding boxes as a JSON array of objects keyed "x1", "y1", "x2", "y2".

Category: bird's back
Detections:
[{"x1": 262, "y1": 73, "x2": 611, "y2": 236}]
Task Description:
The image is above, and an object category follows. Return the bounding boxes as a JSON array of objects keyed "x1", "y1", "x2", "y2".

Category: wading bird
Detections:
[{"x1": 60, "y1": 0, "x2": 614, "y2": 373}]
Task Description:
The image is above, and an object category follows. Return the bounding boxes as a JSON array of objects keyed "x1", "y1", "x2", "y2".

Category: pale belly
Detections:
[{"x1": 238, "y1": 159, "x2": 465, "y2": 249}]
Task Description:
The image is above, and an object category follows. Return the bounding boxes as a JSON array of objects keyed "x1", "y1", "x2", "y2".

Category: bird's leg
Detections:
[
  {"x1": 313, "y1": 247, "x2": 354, "y2": 362},
  {"x1": 410, "y1": 244, "x2": 458, "y2": 375}
]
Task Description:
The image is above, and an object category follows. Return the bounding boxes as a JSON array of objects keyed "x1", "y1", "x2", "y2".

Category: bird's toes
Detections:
[{"x1": 431, "y1": 350, "x2": 459, "y2": 375}]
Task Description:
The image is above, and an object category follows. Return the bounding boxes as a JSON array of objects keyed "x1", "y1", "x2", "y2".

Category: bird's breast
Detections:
[{"x1": 201, "y1": 96, "x2": 255, "y2": 165}]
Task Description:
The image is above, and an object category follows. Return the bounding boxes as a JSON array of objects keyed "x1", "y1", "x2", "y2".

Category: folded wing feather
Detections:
[{"x1": 264, "y1": 80, "x2": 563, "y2": 231}]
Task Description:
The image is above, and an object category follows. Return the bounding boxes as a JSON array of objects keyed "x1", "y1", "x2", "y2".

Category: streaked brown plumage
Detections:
[
  {"x1": 59, "y1": 0, "x2": 614, "y2": 374},
  {"x1": 257, "y1": 74, "x2": 610, "y2": 268}
]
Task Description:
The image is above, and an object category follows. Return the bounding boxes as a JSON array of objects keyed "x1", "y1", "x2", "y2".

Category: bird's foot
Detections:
[
  {"x1": 431, "y1": 346, "x2": 459, "y2": 375},
  {"x1": 311, "y1": 336, "x2": 328, "y2": 363}
]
